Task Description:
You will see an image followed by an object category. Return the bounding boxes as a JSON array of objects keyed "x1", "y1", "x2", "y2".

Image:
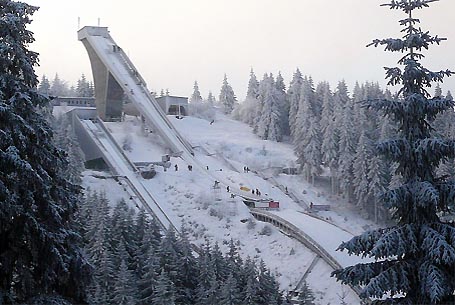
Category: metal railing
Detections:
[{"x1": 249, "y1": 209, "x2": 365, "y2": 300}]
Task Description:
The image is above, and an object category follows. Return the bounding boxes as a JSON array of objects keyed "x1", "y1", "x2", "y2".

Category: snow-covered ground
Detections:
[{"x1": 75, "y1": 110, "x2": 380, "y2": 304}]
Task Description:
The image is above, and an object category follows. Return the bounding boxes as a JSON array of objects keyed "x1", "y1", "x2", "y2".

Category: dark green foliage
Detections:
[
  {"x1": 81, "y1": 192, "x2": 284, "y2": 304},
  {"x1": 297, "y1": 281, "x2": 316, "y2": 305},
  {"x1": 0, "y1": 1, "x2": 91, "y2": 303},
  {"x1": 333, "y1": 1, "x2": 455, "y2": 304}
]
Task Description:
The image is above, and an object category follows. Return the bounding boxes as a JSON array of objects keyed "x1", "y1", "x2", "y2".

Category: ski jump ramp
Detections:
[
  {"x1": 78, "y1": 26, "x2": 194, "y2": 156},
  {"x1": 78, "y1": 26, "x2": 263, "y2": 201},
  {"x1": 79, "y1": 115, "x2": 175, "y2": 231}
]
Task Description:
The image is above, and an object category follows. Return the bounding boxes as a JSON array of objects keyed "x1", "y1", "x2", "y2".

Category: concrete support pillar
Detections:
[{"x1": 81, "y1": 39, "x2": 123, "y2": 120}]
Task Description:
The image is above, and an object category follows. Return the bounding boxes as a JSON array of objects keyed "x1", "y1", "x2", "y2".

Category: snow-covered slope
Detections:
[{"x1": 79, "y1": 111, "x2": 374, "y2": 304}]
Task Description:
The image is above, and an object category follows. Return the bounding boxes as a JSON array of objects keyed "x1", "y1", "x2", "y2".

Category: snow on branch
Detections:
[
  {"x1": 421, "y1": 225, "x2": 455, "y2": 265},
  {"x1": 377, "y1": 139, "x2": 411, "y2": 161},
  {"x1": 332, "y1": 260, "x2": 395, "y2": 287},
  {"x1": 361, "y1": 261, "x2": 412, "y2": 299},
  {"x1": 411, "y1": 180, "x2": 439, "y2": 208},
  {"x1": 418, "y1": 261, "x2": 450, "y2": 303},
  {"x1": 370, "y1": 225, "x2": 418, "y2": 260},
  {"x1": 336, "y1": 228, "x2": 392, "y2": 256}
]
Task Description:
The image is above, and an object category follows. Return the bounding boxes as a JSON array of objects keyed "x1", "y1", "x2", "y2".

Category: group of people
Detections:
[
  {"x1": 173, "y1": 164, "x2": 193, "y2": 171},
  {"x1": 243, "y1": 166, "x2": 250, "y2": 173},
  {"x1": 252, "y1": 188, "x2": 261, "y2": 196}
]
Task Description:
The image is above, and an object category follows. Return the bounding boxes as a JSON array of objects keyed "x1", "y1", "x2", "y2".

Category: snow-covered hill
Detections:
[{"x1": 78, "y1": 110, "x2": 376, "y2": 304}]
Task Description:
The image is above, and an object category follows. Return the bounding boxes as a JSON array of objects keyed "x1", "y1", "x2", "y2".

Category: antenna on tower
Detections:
[
  {"x1": 97, "y1": 18, "x2": 100, "y2": 26},
  {"x1": 77, "y1": 17, "x2": 80, "y2": 29}
]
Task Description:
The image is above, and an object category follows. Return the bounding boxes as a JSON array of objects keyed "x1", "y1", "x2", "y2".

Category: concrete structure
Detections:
[
  {"x1": 78, "y1": 26, "x2": 194, "y2": 155},
  {"x1": 52, "y1": 96, "x2": 95, "y2": 107},
  {"x1": 156, "y1": 95, "x2": 188, "y2": 116},
  {"x1": 78, "y1": 27, "x2": 123, "y2": 120}
]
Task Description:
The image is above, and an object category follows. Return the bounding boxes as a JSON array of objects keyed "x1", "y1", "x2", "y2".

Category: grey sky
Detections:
[{"x1": 27, "y1": 0, "x2": 455, "y2": 99}]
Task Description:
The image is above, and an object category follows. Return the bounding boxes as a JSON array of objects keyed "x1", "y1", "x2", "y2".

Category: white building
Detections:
[{"x1": 156, "y1": 95, "x2": 188, "y2": 116}]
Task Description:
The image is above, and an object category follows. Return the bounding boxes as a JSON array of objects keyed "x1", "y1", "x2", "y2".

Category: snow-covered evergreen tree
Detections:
[
  {"x1": 50, "y1": 73, "x2": 69, "y2": 97},
  {"x1": 76, "y1": 74, "x2": 93, "y2": 97},
  {"x1": 235, "y1": 69, "x2": 260, "y2": 126},
  {"x1": 257, "y1": 75, "x2": 283, "y2": 142},
  {"x1": 333, "y1": 1, "x2": 455, "y2": 304},
  {"x1": 275, "y1": 71, "x2": 289, "y2": 136},
  {"x1": 247, "y1": 68, "x2": 260, "y2": 99},
  {"x1": 139, "y1": 246, "x2": 160, "y2": 305},
  {"x1": 294, "y1": 77, "x2": 322, "y2": 183},
  {"x1": 297, "y1": 281, "x2": 316, "y2": 305},
  {"x1": 252, "y1": 73, "x2": 269, "y2": 133},
  {"x1": 241, "y1": 257, "x2": 260, "y2": 305},
  {"x1": 174, "y1": 226, "x2": 198, "y2": 305},
  {"x1": 195, "y1": 242, "x2": 219, "y2": 305},
  {"x1": 219, "y1": 74, "x2": 237, "y2": 114},
  {"x1": 0, "y1": 2, "x2": 91, "y2": 303},
  {"x1": 219, "y1": 273, "x2": 242, "y2": 305},
  {"x1": 53, "y1": 115, "x2": 85, "y2": 184},
  {"x1": 257, "y1": 260, "x2": 280, "y2": 305},
  {"x1": 337, "y1": 91, "x2": 356, "y2": 200},
  {"x1": 152, "y1": 269, "x2": 176, "y2": 305},
  {"x1": 288, "y1": 69, "x2": 304, "y2": 140},
  {"x1": 38, "y1": 74, "x2": 51, "y2": 95},
  {"x1": 112, "y1": 259, "x2": 137, "y2": 305},
  {"x1": 211, "y1": 242, "x2": 230, "y2": 282},
  {"x1": 320, "y1": 82, "x2": 339, "y2": 193},
  {"x1": 190, "y1": 81, "x2": 203, "y2": 104},
  {"x1": 207, "y1": 91, "x2": 216, "y2": 105},
  {"x1": 352, "y1": 131, "x2": 372, "y2": 207}
]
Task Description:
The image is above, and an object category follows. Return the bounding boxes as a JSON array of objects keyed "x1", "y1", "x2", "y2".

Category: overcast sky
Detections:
[{"x1": 27, "y1": 0, "x2": 455, "y2": 99}]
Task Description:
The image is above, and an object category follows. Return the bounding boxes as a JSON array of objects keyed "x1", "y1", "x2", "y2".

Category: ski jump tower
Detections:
[{"x1": 77, "y1": 26, "x2": 194, "y2": 156}]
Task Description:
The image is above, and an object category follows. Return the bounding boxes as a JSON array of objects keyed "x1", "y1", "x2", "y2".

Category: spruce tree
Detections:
[
  {"x1": 195, "y1": 243, "x2": 219, "y2": 305},
  {"x1": 320, "y1": 82, "x2": 339, "y2": 193},
  {"x1": 257, "y1": 75, "x2": 283, "y2": 142},
  {"x1": 219, "y1": 273, "x2": 242, "y2": 305},
  {"x1": 50, "y1": 73, "x2": 69, "y2": 97},
  {"x1": 0, "y1": 2, "x2": 91, "y2": 303},
  {"x1": 252, "y1": 73, "x2": 269, "y2": 134},
  {"x1": 353, "y1": 131, "x2": 372, "y2": 208},
  {"x1": 152, "y1": 269, "x2": 176, "y2": 305},
  {"x1": 275, "y1": 71, "x2": 289, "y2": 136},
  {"x1": 288, "y1": 68, "x2": 304, "y2": 140},
  {"x1": 190, "y1": 81, "x2": 203, "y2": 104},
  {"x1": 174, "y1": 226, "x2": 198, "y2": 305},
  {"x1": 294, "y1": 77, "x2": 322, "y2": 183},
  {"x1": 246, "y1": 68, "x2": 260, "y2": 99},
  {"x1": 139, "y1": 246, "x2": 160, "y2": 305},
  {"x1": 76, "y1": 74, "x2": 93, "y2": 97},
  {"x1": 207, "y1": 91, "x2": 216, "y2": 105},
  {"x1": 333, "y1": 1, "x2": 455, "y2": 304},
  {"x1": 238, "y1": 69, "x2": 260, "y2": 126},
  {"x1": 337, "y1": 93, "x2": 356, "y2": 200},
  {"x1": 257, "y1": 260, "x2": 280, "y2": 305},
  {"x1": 38, "y1": 74, "x2": 51, "y2": 95},
  {"x1": 297, "y1": 281, "x2": 316, "y2": 305},
  {"x1": 219, "y1": 74, "x2": 237, "y2": 114},
  {"x1": 112, "y1": 259, "x2": 137, "y2": 305}
]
